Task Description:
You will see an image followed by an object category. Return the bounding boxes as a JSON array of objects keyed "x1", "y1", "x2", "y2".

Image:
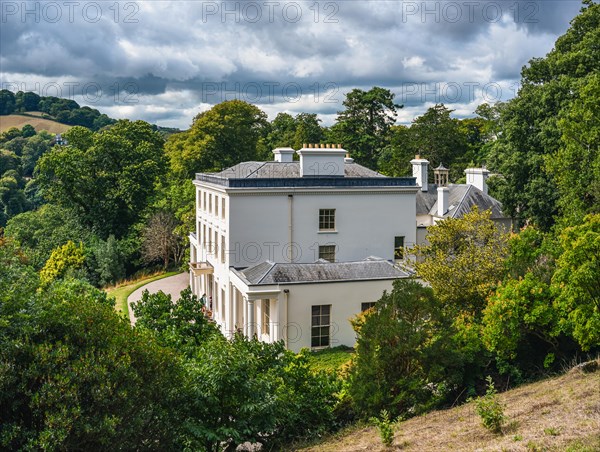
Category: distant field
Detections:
[{"x1": 0, "y1": 114, "x2": 71, "y2": 134}]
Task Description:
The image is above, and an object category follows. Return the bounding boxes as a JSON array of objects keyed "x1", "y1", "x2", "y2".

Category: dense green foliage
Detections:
[
  {"x1": 165, "y1": 100, "x2": 269, "y2": 179},
  {"x1": 132, "y1": 290, "x2": 342, "y2": 451},
  {"x1": 0, "y1": 126, "x2": 56, "y2": 226},
  {"x1": 349, "y1": 279, "x2": 461, "y2": 418},
  {"x1": 379, "y1": 104, "x2": 480, "y2": 181},
  {"x1": 0, "y1": 239, "x2": 188, "y2": 450},
  {"x1": 488, "y1": 0, "x2": 599, "y2": 230},
  {"x1": 413, "y1": 208, "x2": 509, "y2": 315},
  {"x1": 37, "y1": 121, "x2": 166, "y2": 239},
  {"x1": 329, "y1": 87, "x2": 400, "y2": 169}
]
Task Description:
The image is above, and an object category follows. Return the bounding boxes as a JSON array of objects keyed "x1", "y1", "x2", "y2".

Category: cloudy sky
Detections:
[{"x1": 0, "y1": 0, "x2": 582, "y2": 129}]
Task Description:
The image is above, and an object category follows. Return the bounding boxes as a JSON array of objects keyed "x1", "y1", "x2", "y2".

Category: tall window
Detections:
[
  {"x1": 394, "y1": 236, "x2": 405, "y2": 260},
  {"x1": 319, "y1": 209, "x2": 335, "y2": 231},
  {"x1": 262, "y1": 300, "x2": 270, "y2": 335},
  {"x1": 311, "y1": 305, "x2": 331, "y2": 348},
  {"x1": 221, "y1": 235, "x2": 225, "y2": 263},
  {"x1": 215, "y1": 196, "x2": 219, "y2": 217},
  {"x1": 319, "y1": 245, "x2": 336, "y2": 262},
  {"x1": 221, "y1": 197, "x2": 226, "y2": 219},
  {"x1": 208, "y1": 194, "x2": 212, "y2": 215},
  {"x1": 203, "y1": 224, "x2": 207, "y2": 249},
  {"x1": 197, "y1": 190, "x2": 201, "y2": 210},
  {"x1": 203, "y1": 192, "x2": 207, "y2": 211}
]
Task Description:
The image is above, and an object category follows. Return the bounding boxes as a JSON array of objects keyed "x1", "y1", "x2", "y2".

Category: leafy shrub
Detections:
[
  {"x1": 474, "y1": 376, "x2": 506, "y2": 433},
  {"x1": 370, "y1": 409, "x2": 395, "y2": 447}
]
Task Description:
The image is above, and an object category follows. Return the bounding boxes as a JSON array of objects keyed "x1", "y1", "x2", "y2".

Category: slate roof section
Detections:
[
  {"x1": 416, "y1": 184, "x2": 505, "y2": 219},
  {"x1": 235, "y1": 258, "x2": 410, "y2": 286},
  {"x1": 196, "y1": 162, "x2": 416, "y2": 189},
  {"x1": 208, "y1": 161, "x2": 385, "y2": 179}
]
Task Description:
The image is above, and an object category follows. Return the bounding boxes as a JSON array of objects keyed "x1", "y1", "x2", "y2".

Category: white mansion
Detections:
[{"x1": 189, "y1": 145, "x2": 507, "y2": 352}]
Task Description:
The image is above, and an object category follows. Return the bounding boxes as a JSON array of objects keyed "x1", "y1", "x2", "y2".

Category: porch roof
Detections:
[{"x1": 232, "y1": 258, "x2": 410, "y2": 286}]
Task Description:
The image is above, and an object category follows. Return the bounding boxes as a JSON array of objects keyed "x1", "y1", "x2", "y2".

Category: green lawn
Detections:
[
  {"x1": 105, "y1": 271, "x2": 180, "y2": 319},
  {"x1": 307, "y1": 345, "x2": 355, "y2": 374}
]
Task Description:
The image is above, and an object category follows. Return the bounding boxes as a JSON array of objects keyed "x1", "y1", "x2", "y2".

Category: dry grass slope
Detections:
[
  {"x1": 0, "y1": 114, "x2": 71, "y2": 134},
  {"x1": 298, "y1": 361, "x2": 600, "y2": 452}
]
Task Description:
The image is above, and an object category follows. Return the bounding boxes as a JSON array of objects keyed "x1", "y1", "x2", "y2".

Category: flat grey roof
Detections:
[
  {"x1": 234, "y1": 258, "x2": 410, "y2": 286},
  {"x1": 196, "y1": 162, "x2": 417, "y2": 189}
]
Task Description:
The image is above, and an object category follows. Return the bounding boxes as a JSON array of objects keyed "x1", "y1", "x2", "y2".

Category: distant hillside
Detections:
[
  {"x1": 298, "y1": 361, "x2": 600, "y2": 452},
  {"x1": 0, "y1": 90, "x2": 114, "y2": 131},
  {"x1": 0, "y1": 113, "x2": 71, "y2": 134}
]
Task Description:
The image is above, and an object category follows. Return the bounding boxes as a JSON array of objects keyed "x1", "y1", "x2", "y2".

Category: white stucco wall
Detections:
[
  {"x1": 226, "y1": 189, "x2": 417, "y2": 268},
  {"x1": 280, "y1": 279, "x2": 395, "y2": 353}
]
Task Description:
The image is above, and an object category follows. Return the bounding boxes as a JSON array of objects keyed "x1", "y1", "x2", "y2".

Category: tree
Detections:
[
  {"x1": 482, "y1": 273, "x2": 559, "y2": 365},
  {"x1": 186, "y1": 335, "x2": 339, "y2": 451},
  {"x1": 0, "y1": 127, "x2": 21, "y2": 143},
  {"x1": 265, "y1": 112, "x2": 297, "y2": 149},
  {"x1": 0, "y1": 89, "x2": 16, "y2": 115},
  {"x1": 331, "y1": 87, "x2": 400, "y2": 169},
  {"x1": 412, "y1": 207, "x2": 509, "y2": 316},
  {"x1": 165, "y1": 100, "x2": 268, "y2": 180},
  {"x1": 90, "y1": 235, "x2": 126, "y2": 287},
  {"x1": 551, "y1": 214, "x2": 600, "y2": 351},
  {"x1": 4, "y1": 204, "x2": 90, "y2": 269},
  {"x1": 292, "y1": 113, "x2": 325, "y2": 149},
  {"x1": 0, "y1": 171, "x2": 29, "y2": 227},
  {"x1": 0, "y1": 240, "x2": 189, "y2": 450},
  {"x1": 546, "y1": 72, "x2": 600, "y2": 225},
  {"x1": 39, "y1": 240, "x2": 86, "y2": 287},
  {"x1": 141, "y1": 210, "x2": 182, "y2": 269},
  {"x1": 15, "y1": 91, "x2": 40, "y2": 112},
  {"x1": 20, "y1": 124, "x2": 36, "y2": 138},
  {"x1": 378, "y1": 104, "x2": 474, "y2": 181},
  {"x1": 348, "y1": 279, "x2": 460, "y2": 418},
  {"x1": 36, "y1": 121, "x2": 166, "y2": 238},
  {"x1": 405, "y1": 104, "x2": 467, "y2": 178},
  {"x1": 132, "y1": 288, "x2": 219, "y2": 352},
  {"x1": 487, "y1": 1, "x2": 600, "y2": 229},
  {"x1": 21, "y1": 131, "x2": 54, "y2": 176}
]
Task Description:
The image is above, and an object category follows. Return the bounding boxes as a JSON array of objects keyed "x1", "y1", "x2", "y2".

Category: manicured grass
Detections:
[
  {"x1": 307, "y1": 345, "x2": 354, "y2": 374},
  {"x1": 105, "y1": 271, "x2": 179, "y2": 319}
]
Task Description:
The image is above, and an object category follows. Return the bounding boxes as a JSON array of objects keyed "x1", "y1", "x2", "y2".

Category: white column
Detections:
[
  {"x1": 271, "y1": 298, "x2": 278, "y2": 342},
  {"x1": 232, "y1": 288, "x2": 238, "y2": 333},
  {"x1": 247, "y1": 299, "x2": 255, "y2": 338}
]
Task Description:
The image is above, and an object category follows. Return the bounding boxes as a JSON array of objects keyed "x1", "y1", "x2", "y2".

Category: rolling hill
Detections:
[{"x1": 0, "y1": 113, "x2": 72, "y2": 134}]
